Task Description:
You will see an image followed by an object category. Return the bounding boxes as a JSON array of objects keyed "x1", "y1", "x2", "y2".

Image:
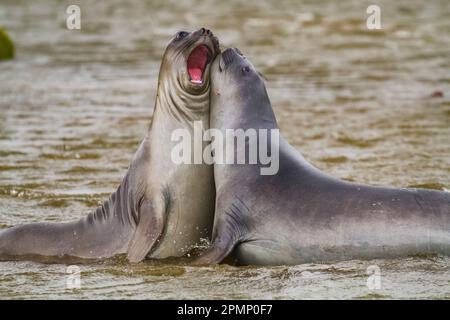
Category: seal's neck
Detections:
[
  {"x1": 152, "y1": 74, "x2": 210, "y2": 127},
  {"x1": 212, "y1": 99, "x2": 278, "y2": 132}
]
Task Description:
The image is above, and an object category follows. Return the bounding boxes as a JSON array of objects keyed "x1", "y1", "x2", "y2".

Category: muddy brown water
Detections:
[{"x1": 0, "y1": 0, "x2": 449, "y2": 299}]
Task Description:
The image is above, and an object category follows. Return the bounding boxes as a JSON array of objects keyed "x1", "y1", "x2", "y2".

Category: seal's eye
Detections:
[
  {"x1": 175, "y1": 31, "x2": 189, "y2": 41},
  {"x1": 241, "y1": 66, "x2": 251, "y2": 74}
]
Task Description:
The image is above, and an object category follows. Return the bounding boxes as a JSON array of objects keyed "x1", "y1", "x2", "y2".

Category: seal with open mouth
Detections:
[{"x1": 0, "y1": 28, "x2": 220, "y2": 263}]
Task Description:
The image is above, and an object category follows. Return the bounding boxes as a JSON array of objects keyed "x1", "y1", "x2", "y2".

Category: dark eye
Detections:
[
  {"x1": 175, "y1": 31, "x2": 189, "y2": 41},
  {"x1": 241, "y1": 66, "x2": 251, "y2": 73}
]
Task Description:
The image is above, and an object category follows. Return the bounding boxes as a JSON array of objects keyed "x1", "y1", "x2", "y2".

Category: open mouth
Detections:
[{"x1": 187, "y1": 45, "x2": 211, "y2": 85}]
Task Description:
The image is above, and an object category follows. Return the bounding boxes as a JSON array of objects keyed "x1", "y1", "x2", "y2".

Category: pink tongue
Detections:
[{"x1": 189, "y1": 68, "x2": 202, "y2": 83}]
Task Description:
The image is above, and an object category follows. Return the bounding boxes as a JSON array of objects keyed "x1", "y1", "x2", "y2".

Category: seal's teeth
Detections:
[{"x1": 191, "y1": 79, "x2": 203, "y2": 84}]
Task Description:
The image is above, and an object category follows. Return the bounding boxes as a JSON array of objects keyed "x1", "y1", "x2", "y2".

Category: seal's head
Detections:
[
  {"x1": 210, "y1": 47, "x2": 277, "y2": 129},
  {"x1": 160, "y1": 28, "x2": 220, "y2": 95}
]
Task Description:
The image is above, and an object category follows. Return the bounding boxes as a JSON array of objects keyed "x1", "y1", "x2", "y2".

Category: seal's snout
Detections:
[
  {"x1": 234, "y1": 47, "x2": 244, "y2": 56},
  {"x1": 219, "y1": 47, "x2": 246, "y2": 72},
  {"x1": 197, "y1": 27, "x2": 219, "y2": 52},
  {"x1": 222, "y1": 48, "x2": 236, "y2": 68},
  {"x1": 195, "y1": 27, "x2": 213, "y2": 38},
  {"x1": 199, "y1": 27, "x2": 212, "y2": 35}
]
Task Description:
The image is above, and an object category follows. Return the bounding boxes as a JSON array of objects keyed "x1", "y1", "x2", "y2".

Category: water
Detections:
[{"x1": 0, "y1": 0, "x2": 449, "y2": 299}]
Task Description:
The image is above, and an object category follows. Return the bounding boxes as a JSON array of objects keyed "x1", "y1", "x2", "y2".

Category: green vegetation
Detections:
[{"x1": 0, "y1": 27, "x2": 14, "y2": 60}]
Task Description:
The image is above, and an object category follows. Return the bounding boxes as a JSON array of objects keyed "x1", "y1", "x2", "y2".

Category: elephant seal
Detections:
[
  {"x1": 0, "y1": 28, "x2": 219, "y2": 263},
  {"x1": 194, "y1": 48, "x2": 450, "y2": 266}
]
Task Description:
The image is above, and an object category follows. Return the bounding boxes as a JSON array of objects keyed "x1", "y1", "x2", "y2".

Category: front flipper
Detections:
[
  {"x1": 192, "y1": 235, "x2": 237, "y2": 265},
  {"x1": 193, "y1": 199, "x2": 249, "y2": 265},
  {"x1": 127, "y1": 199, "x2": 165, "y2": 263}
]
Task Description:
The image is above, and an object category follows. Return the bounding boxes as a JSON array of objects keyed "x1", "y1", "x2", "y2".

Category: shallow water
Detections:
[{"x1": 0, "y1": 0, "x2": 449, "y2": 299}]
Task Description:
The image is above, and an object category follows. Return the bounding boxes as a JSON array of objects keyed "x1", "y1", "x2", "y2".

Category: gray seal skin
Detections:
[
  {"x1": 194, "y1": 48, "x2": 450, "y2": 266},
  {"x1": 0, "y1": 28, "x2": 219, "y2": 263}
]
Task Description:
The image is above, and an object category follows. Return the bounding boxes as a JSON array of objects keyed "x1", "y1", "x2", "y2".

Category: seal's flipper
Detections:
[
  {"x1": 193, "y1": 199, "x2": 249, "y2": 265},
  {"x1": 127, "y1": 199, "x2": 165, "y2": 263},
  {"x1": 0, "y1": 177, "x2": 139, "y2": 261},
  {"x1": 192, "y1": 236, "x2": 237, "y2": 265}
]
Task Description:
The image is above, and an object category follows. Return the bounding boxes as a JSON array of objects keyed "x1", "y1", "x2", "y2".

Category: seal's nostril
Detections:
[
  {"x1": 200, "y1": 27, "x2": 206, "y2": 34},
  {"x1": 234, "y1": 48, "x2": 244, "y2": 56}
]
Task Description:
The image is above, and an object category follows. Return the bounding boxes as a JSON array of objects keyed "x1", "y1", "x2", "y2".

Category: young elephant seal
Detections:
[
  {"x1": 0, "y1": 28, "x2": 220, "y2": 263},
  {"x1": 194, "y1": 48, "x2": 450, "y2": 266}
]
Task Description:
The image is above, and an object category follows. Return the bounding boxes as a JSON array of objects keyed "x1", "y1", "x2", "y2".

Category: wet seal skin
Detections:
[
  {"x1": 0, "y1": 28, "x2": 220, "y2": 263},
  {"x1": 193, "y1": 48, "x2": 450, "y2": 266}
]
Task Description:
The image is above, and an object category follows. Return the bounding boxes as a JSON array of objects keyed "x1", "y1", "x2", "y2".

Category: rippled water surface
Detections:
[{"x1": 0, "y1": 0, "x2": 449, "y2": 299}]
